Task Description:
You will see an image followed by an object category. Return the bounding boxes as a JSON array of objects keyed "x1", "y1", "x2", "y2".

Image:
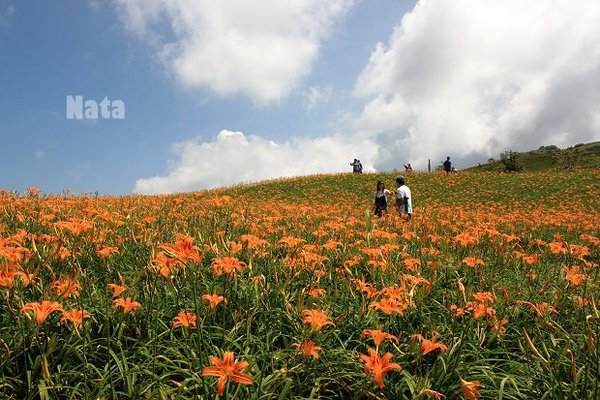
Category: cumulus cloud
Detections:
[
  {"x1": 353, "y1": 0, "x2": 600, "y2": 170},
  {"x1": 133, "y1": 130, "x2": 376, "y2": 194},
  {"x1": 0, "y1": 4, "x2": 15, "y2": 28},
  {"x1": 113, "y1": 0, "x2": 353, "y2": 104},
  {"x1": 302, "y1": 86, "x2": 333, "y2": 113},
  {"x1": 133, "y1": 0, "x2": 600, "y2": 193}
]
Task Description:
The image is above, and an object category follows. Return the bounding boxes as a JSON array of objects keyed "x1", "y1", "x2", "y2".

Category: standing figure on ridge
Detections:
[
  {"x1": 395, "y1": 175, "x2": 412, "y2": 220},
  {"x1": 351, "y1": 158, "x2": 363, "y2": 174},
  {"x1": 443, "y1": 157, "x2": 452, "y2": 173}
]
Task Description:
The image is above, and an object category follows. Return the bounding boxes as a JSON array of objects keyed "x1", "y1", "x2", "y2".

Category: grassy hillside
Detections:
[
  {"x1": 468, "y1": 141, "x2": 600, "y2": 171},
  {"x1": 1, "y1": 170, "x2": 599, "y2": 399}
]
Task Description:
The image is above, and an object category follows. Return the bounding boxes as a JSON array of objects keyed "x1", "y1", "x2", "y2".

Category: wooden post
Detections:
[{"x1": 428, "y1": 159, "x2": 431, "y2": 173}]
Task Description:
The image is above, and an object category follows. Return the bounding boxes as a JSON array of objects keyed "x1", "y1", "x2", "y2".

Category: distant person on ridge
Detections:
[
  {"x1": 443, "y1": 157, "x2": 452, "y2": 173},
  {"x1": 351, "y1": 158, "x2": 363, "y2": 174},
  {"x1": 372, "y1": 180, "x2": 391, "y2": 217},
  {"x1": 395, "y1": 175, "x2": 412, "y2": 220}
]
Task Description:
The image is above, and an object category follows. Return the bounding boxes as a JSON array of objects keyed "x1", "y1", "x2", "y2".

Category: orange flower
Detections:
[
  {"x1": 277, "y1": 236, "x2": 305, "y2": 249},
  {"x1": 172, "y1": 311, "x2": 198, "y2": 329},
  {"x1": 353, "y1": 278, "x2": 378, "y2": 298},
  {"x1": 308, "y1": 288, "x2": 326, "y2": 298},
  {"x1": 52, "y1": 277, "x2": 81, "y2": 298},
  {"x1": 301, "y1": 308, "x2": 334, "y2": 331},
  {"x1": 97, "y1": 246, "x2": 119, "y2": 258},
  {"x1": 113, "y1": 297, "x2": 141, "y2": 314},
  {"x1": 60, "y1": 308, "x2": 91, "y2": 326},
  {"x1": 522, "y1": 254, "x2": 540, "y2": 265},
  {"x1": 462, "y1": 257, "x2": 485, "y2": 268},
  {"x1": 548, "y1": 241, "x2": 567, "y2": 255},
  {"x1": 460, "y1": 378, "x2": 482, "y2": 400},
  {"x1": 454, "y1": 233, "x2": 479, "y2": 247},
  {"x1": 516, "y1": 301, "x2": 557, "y2": 318},
  {"x1": 152, "y1": 251, "x2": 184, "y2": 278},
  {"x1": 369, "y1": 298, "x2": 408, "y2": 316},
  {"x1": 404, "y1": 258, "x2": 421, "y2": 271},
  {"x1": 563, "y1": 265, "x2": 587, "y2": 286},
  {"x1": 202, "y1": 294, "x2": 227, "y2": 310},
  {"x1": 0, "y1": 265, "x2": 32, "y2": 287},
  {"x1": 21, "y1": 300, "x2": 63, "y2": 324},
  {"x1": 239, "y1": 234, "x2": 269, "y2": 250},
  {"x1": 210, "y1": 257, "x2": 246, "y2": 276},
  {"x1": 411, "y1": 334, "x2": 448, "y2": 356},
  {"x1": 359, "y1": 348, "x2": 402, "y2": 388},
  {"x1": 107, "y1": 283, "x2": 127, "y2": 298},
  {"x1": 361, "y1": 329, "x2": 399, "y2": 347},
  {"x1": 159, "y1": 234, "x2": 203, "y2": 264},
  {"x1": 54, "y1": 219, "x2": 93, "y2": 237},
  {"x1": 292, "y1": 340, "x2": 322, "y2": 359},
  {"x1": 201, "y1": 351, "x2": 253, "y2": 396},
  {"x1": 417, "y1": 388, "x2": 446, "y2": 399}
]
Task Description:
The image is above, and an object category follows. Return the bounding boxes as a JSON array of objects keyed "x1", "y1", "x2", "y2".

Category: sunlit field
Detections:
[{"x1": 1, "y1": 170, "x2": 598, "y2": 399}]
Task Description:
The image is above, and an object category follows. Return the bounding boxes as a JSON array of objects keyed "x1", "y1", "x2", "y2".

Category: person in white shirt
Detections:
[
  {"x1": 395, "y1": 176, "x2": 412, "y2": 220},
  {"x1": 372, "y1": 181, "x2": 391, "y2": 217}
]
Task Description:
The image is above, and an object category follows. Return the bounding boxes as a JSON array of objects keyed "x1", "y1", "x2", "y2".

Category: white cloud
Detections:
[
  {"x1": 352, "y1": 0, "x2": 600, "y2": 170},
  {"x1": 0, "y1": 4, "x2": 15, "y2": 28},
  {"x1": 133, "y1": 129, "x2": 376, "y2": 194},
  {"x1": 302, "y1": 86, "x2": 333, "y2": 113},
  {"x1": 133, "y1": 0, "x2": 600, "y2": 193},
  {"x1": 87, "y1": 0, "x2": 102, "y2": 13},
  {"x1": 113, "y1": 0, "x2": 353, "y2": 104}
]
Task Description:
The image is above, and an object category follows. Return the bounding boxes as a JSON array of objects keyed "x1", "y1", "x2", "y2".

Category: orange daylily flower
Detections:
[
  {"x1": 411, "y1": 334, "x2": 448, "y2": 356},
  {"x1": 52, "y1": 277, "x2": 81, "y2": 298},
  {"x1": 0, "y1": 265, "x2": 32, "y2": 287},
  {"x1": 210, "y1": 257, "x2": 246, "y2": 276},
  {"x1": 404, "y1": 258, "x2": 421, "y2": 271},
  {"x1": 113, "y1": 297, "x2": 141, "y2": 314},
  {"x1": 301, "y1": 308, "x2": 334, "y2": 331},
  {"x1": 152, "y1": 251, "x2": 184, "y2": 277},
  {"x1": 359, "y1": 348, "x2": 402, "y2": 388},
  {"x1": 369, "y1": 298, "x2": 409, "y2": 316},
  {"x1": 202, "y1": 294, "x2": 227, "y2": 310},
  {"x1": 277, "y1": 236, "x2": 305, "y2": 249},
  {"x1": 60, "y1": 308, "x2": 91, "y2": 327},
  {"x1": 454, "y1": 233, "x2": 479, "y2": 247},
  {"x1": 292, "y1": 340, "x2": 322, "y2": 359},
  {"x1": 107, "y1": 283, "x2": 127, "y2": 298},
  {"x1": 172, "y1": 311, "x2": 198, "y2": 329},
  {"x1": 462, "y1": 257, "x2": 484, "y2": 268},
  {"x1": 201, "y1": 351, "x2": 253, "y2": 396},
  {"x1": 308, "y1": 288, "x2": 326, "y2": 298},
  {"x1": 21, "y1": 300, "x2": 63, "y2": 324},
  {"x1": 522, "y1": 254, "x2": 540, "y2": 265},
  {"x1": 361, "y1": 329, "x2": 399, "y2": 347},
  {"x1": 515, "y1": 301, "x2": 557, "y2": 318},
  {"x1": 548, "y1": 241, "x2": 567, "y2": 255},
  {"x1": 563, "y1": 265, "x2": 587, "y2": 286},
  {"x1": 159, "y1": 234, "x2": 203, "y2": 264},
  {"x1": 54, "y1": 219, "x2": 93, "y2": 237},
  {"x1": 97, "y1": 246, "x2": 119, "y2": 258},
  {"x1": 417, "y1": 388, "x2": 446, "y2": 399},
  {"x1": 460, "y1": 378, "x2": 482, "y2": 400}
]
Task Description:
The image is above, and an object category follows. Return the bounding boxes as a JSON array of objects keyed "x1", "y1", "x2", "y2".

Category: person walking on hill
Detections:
[
  {"x1": 395, "y1": 176, "x2": 412, "y2": 220},
  {"x1": 443, "y1": 157, "x2": 452, "y2": 173},
  {"x1": 372, "y1": 181, "x2": 391, "y2": 217},
  {"x1": 351, "y1": 159, "x2": 363, "y2": 174}
]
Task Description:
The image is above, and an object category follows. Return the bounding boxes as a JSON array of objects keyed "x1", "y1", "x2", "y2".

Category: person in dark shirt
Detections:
[{"x1": 443, "y1": 157, "x2": 452, "y2": 173}]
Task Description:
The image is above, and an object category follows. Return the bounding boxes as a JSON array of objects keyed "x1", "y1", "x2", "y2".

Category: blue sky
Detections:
[{"x1": 1, "y1": 0, "x2": 598, "y2": 194}]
